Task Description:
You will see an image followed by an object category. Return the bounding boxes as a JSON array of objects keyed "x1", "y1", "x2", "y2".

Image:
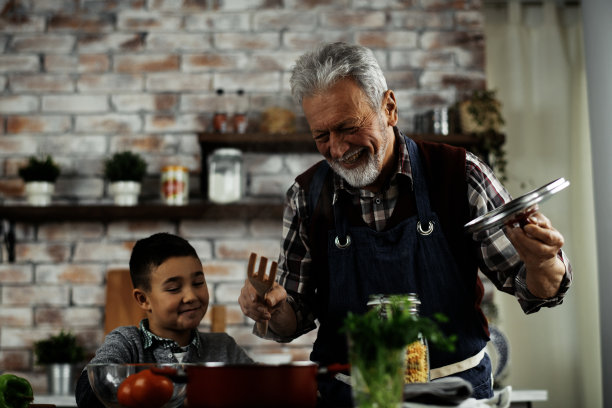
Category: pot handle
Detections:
[{"x1": 317, "y1": 363, "x2": 350, "y2": 376}]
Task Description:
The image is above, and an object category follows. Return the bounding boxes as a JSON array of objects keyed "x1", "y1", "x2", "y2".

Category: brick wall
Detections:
[{"x1": 0, "y1": 0, "x2": 485, "y2": 393}]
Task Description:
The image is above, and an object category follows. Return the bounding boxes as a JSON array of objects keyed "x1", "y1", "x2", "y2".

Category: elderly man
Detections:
[{"x1": 239, "y1": 42, "x2": 572, "y2": 407}]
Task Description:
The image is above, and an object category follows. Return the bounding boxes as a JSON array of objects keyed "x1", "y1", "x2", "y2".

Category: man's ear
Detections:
[
  {"x1": 382, "y1": 90, "x2": 398, "y2": 127},
  {"x1": 133, "y1": 288, "x2": 151, "y2": 312}
]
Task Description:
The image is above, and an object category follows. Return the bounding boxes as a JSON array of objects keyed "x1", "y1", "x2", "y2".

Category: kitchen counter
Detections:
[{"x1": 32, "y1": 388, "x2": 545, "y2": 408}]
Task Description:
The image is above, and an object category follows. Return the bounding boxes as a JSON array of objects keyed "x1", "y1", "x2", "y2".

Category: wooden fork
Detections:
[{"x1": 247, "y1": 252, "x2": 278, "y2": 336}]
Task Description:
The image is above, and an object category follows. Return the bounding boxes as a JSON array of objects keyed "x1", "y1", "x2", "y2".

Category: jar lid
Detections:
[{"x1": 212, "y1": 148, "x2": 242, "y2": 157}]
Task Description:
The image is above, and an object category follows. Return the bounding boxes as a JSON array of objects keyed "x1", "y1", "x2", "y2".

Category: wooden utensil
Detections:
[{"x1": 247, "y1": 252, "x2": 278, "y2": 336}]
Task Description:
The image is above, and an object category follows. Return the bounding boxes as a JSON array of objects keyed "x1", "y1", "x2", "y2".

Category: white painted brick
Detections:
[
  {"x1": 77, "y1": 33, "x2": 145, "y2": 53},
  {"x1": 44, "y1": 54, "x2": 110, "y2": 73},
  {"x1": 182, "y1": 53, "x2": 248, "y2": 72},
  {"x1": 9, "y1": 74, "x2": 75, "y2": 92},
  {"x1": 107, "y1": 221, "x2": 177, "y2": 239},
  {"x1": 253, "y1": 11, "x2": 317, "y2": 32},
  {"x1": 0, "y1": 95, "x2": 38, "y2": 113},
  {"x1": 72, "y1": 285, "x2": 106, "y2": 306},
  {"x1": 213, "y1": 282, "x2": 243, "y2": 303},
  {"x1": 214, "y1": 238, "x2": 279, "y2": 260},
  {"x1": 185, "y1": 12, "x2": 250, "y2": 32},
  {"x1": 117, "y1": 10, "x2": 182, "y2": 31},
  {"x1": 143, "y1": 113, "x2": 206, "y2": 132},
  {"x1": 214, "y1": 72, "x2": 281, "y2": 92},
  {"x1": 0, "y1": 15, "x2": 46, "y2": 32},
  {"x1": 283, "y1": 31, "x2": 352, "y2": 50},
  {"x1": 0, "y1": 328, "x2": 67, "y2": 348},
  {"x1": 35, "y1": 264, "x2": 105, "y2": 284},
  {"x1": 77, "y1": 74, "x2": 143, "y2": 92},
  {"x1": 201, "y1": 260, "x2": 248, "y2": 283},
  {"x1": 15, "y1": 243, "x2": 71, "y2": 263},
  {"x1": 64, "y1": 307, "x2": 104, "y2": 327},
  {"x1": 249, "y1": 173, "x2": 294, "y2": 197},
  {"x1": 73, "y1": 242, "x2": 133, "y2": 262},
  {"x1": 0, "y1": 264, "x2": 33, "y2": 283},
  {"x1": 284, "y1": 153, "x2": 321, "y2": 175},
  {"x1": 6, "y1": 115, "x2": 72, "y2": 134},
  {"x1": 0, "y1": 307, "x2": 33, "y2": 327},
  {"x1": 243, "y1": 153, "x2": 283, "y2": 174},
  {"x1": 1, "y1": 285, "x2": 70, "y2": 306},
  {"x1": 180, "y1": 219, "x2": 248, "y2": 238},
  {"x1": 146, "y1": 33, "x2": 213, "y2": 51},
  {"x1": 42, "y1": 95, "x2": 109, "y2": 113},
  {"x1": 250, "y1": 51, "x2": 304, "y2": 71},
  {"x1": 215, "y1": 0, "x2": 266, "y2": 11},
  {"x1": 214, "y1": 33, "x2": 280, "y2": 51},
  {"x1": 0, "y1": 55, "x2": 40, "y2": 72},
  {"x1": 38, "y1": 222, "x2": 105, "y2": 241},
  {"x1": 248, "y1": 219, "x2": 282, "y2": 238},
  {"x1": 146, "y1": 73, "x2": 212, "y2": 92},
  {"x1": 10, "y1": 34, "x2": 75, "y2": 53},
  {"x1": 75, "y1": 113, "x2": 142, "y2": 133}
]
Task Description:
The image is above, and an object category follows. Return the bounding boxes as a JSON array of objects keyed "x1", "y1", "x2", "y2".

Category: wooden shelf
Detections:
[{"x1": 0, "y1": 200, "x2": 284, "y2": 223}]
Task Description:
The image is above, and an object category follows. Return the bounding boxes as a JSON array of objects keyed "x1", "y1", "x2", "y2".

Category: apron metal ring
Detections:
[
  {"x1": 334, "y1": 234, "x2": 352, "y2": 249},
  {"x1": 417, "y1": 221, "x2": 434, "y2": 236}
]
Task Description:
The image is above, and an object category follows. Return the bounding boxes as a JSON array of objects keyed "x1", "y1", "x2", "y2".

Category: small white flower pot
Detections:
[
  {"x1": 25, "y1": 181, "x2": 55, "y2": 206},
  {"x1": 109, "y1": 181, "x2": 141, "y2": 206}
]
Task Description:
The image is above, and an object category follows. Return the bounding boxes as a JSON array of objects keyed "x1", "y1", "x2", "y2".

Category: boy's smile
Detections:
[{"x1": 135, "y1": 255, "x2": 209, "y2": 346}]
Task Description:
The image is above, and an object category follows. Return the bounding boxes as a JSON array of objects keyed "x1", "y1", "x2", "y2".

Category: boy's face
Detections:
[{"x1": 134, "y1": 256, "x2": 209, "y2": 344}]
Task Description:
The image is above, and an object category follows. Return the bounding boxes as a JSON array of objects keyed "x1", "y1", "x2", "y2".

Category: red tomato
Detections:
[{"x1": 117, "y1": 368, "x2": 174, "y2": 408}]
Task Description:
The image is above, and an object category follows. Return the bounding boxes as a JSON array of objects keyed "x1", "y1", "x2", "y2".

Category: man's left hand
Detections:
[{"x1": 504, "y1": 211, "x2": 566, "y2": 298}]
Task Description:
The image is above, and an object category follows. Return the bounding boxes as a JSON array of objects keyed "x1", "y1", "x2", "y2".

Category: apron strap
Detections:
[{"x1": 404, "y1": 136, "x2": 436, "y2": 235}]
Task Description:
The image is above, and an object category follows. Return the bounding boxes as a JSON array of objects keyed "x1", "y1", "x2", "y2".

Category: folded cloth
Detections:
[
  {"x1": 404, "y1": 377, "x2": 473, "y2": 406},
  {"x1": 404, "y1": 386, "x2": 512, "y2": 408}
]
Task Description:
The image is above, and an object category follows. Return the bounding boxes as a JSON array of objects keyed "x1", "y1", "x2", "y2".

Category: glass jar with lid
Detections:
[
  {"x1": 207, "y1": 148, "x2": 243, "y2": 203},
  {"x1": 367, "y1": 293, "x2": 430, "y2": 383}
]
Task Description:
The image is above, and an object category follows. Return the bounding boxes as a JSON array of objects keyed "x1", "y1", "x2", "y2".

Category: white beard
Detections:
[{"x1": 328, "y1": 120, "x2": 390, "y2": 188}]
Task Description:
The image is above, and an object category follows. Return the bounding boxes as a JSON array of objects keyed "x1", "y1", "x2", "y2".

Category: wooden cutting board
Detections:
[{"x1": 104, "y1": 269, "x2": 145, "y2": 334}]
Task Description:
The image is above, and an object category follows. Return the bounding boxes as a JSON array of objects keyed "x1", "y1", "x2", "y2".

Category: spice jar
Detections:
[
  {"x1": 161, "y1": 165, "x2": 189, "y2": 205},
  {"x1": 367, "y1": 293, "x2": 430, "y2": 383},
  {"x1": 207, "y1": 148, "x2": 243, "y2": 203},
  {"x1": 212, "y1": 89, "x2": 228, "y2": 133}
]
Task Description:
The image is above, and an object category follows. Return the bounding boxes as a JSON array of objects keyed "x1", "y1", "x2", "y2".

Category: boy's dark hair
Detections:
[{"x1": 129, "y1": 232, "x2": 199, "y2": 291}]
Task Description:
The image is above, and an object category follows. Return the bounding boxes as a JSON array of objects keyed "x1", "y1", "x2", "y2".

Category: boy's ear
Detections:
[{"x1": 133, "y1": 288, "x2": 151, "y2": 312}]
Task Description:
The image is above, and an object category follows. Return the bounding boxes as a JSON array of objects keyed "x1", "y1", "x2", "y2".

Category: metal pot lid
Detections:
[{"x1": 464, "y1": 177, "x2": 570, "y2": 234}]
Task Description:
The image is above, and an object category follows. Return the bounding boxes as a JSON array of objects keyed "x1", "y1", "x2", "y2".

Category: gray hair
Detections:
[{"x1": 290, "y1": 42, "x2": 388, "y2": 111}]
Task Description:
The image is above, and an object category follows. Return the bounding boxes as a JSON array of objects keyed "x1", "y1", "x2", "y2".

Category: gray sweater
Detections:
[{"x1": 76, "y1": 325, "x2": 253, "y2": 407}]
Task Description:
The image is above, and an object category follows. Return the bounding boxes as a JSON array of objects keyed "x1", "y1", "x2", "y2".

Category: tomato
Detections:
[{"x1": 117, "y1": 368, "x2": 174, "y2": 408}]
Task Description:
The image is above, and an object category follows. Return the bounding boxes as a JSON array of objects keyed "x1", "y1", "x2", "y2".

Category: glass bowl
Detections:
[{"x1": 86, "y1": 363, "x2": 187, "y2": 408}]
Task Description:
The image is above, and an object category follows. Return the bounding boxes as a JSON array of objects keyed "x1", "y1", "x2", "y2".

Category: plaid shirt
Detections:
[
  {"x1": 272, "y1": 129, "x2": 572, "y2": 341},
  {"x1": 140, "y1": 319, "x2": 200, "y2": 355}
]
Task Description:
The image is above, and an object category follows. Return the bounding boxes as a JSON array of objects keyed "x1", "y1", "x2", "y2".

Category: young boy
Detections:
[{"x1": 76, "y1": 232, "x2": 253, "y2": 407}]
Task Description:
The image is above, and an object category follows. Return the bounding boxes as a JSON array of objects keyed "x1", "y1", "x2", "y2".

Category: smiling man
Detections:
[{"x1": 238, "y1": 42, "x2": 572, "y2": 407}]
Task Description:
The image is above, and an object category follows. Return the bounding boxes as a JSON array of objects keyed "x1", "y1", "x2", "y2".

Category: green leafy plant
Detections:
[
  {"x1": 18, "y1": 155, "x2": 60, "y2": 183},
  {"x1": 103, "y1": 151, "x2": 147, "y2": 182},
  {"x1": 342, "y1": 295, "x2": 456, "y2": 360},
  {"x1": 342, "y1": 295, "x2": 456, "y2": 407},
  {"x1": 33, "y1": 330, "x2": 85, "y2": 365},
  {"x1": 459, "y1": 89, "x2": 507, "y2": 182}
]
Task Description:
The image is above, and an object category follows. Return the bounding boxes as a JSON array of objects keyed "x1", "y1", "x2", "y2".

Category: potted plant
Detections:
[
  {"x1": 458, "y1": 89, "x2": 507, "y2": 182},
  {"x1": 104, "y1": 151, "x2": 147, "y2": 206},
  {"x1": 18, "y1": 155, "x2": 61, "y2": 206},
  {"x1": 34, "y1": 330, "x2": 85, "y2": 395}
]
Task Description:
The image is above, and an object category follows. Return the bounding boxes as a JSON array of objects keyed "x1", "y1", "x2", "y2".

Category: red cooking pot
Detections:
[{"x1": 185, "y1": 361, "x2": 349, "y2": 408}]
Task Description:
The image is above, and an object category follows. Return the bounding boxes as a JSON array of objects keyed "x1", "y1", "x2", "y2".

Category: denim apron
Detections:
[{"x1": 313, "y1": 137, "x2": 491, "y2": 407}]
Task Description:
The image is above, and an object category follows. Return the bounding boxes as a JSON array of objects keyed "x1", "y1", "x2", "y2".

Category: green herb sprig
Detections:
[{"x1": 341, "y1": 295, "x2": 456, "y2": 358}]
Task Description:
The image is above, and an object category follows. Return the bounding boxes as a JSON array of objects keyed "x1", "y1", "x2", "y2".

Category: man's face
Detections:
[
  {"x1": 302, "y1": 78, "x2": 397, "y2": 190},
  {"x1": 137, "y1": 256, "x2": 209, "y2": 344}
]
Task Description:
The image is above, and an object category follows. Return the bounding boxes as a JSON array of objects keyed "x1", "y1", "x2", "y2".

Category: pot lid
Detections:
[{"x1": 464, "y1": 177, "x2": 570, "y2": 234}]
